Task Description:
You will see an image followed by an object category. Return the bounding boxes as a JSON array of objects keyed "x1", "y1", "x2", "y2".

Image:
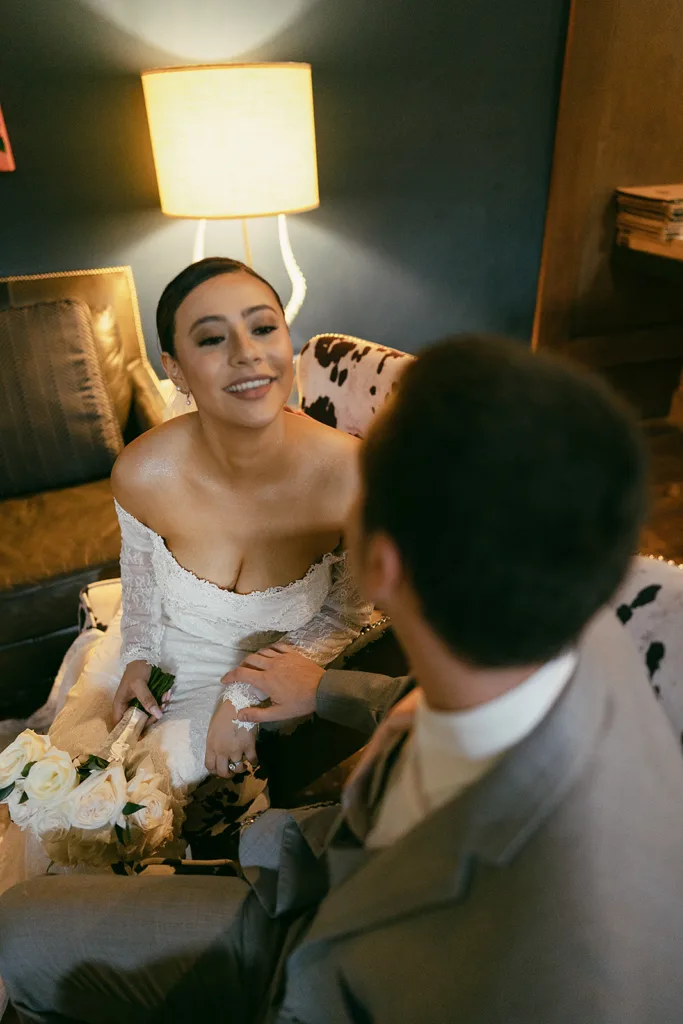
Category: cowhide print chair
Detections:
[
  {"x1": 296, "y1": 333, "x2": 414, "y2": 437},
  {"x1": 611, "y1": 555, "x2": 683, "y2": 747}
]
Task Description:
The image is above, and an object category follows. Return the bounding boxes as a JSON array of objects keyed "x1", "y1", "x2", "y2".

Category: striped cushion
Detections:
[{"x1": 0, "y1": 299, "x2": 123, "y2": 498}]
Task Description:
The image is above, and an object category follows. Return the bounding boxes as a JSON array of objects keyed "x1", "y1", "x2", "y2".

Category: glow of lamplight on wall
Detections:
[{"x1": 76, "y1": 0, "x2": 320, "y2": 63}]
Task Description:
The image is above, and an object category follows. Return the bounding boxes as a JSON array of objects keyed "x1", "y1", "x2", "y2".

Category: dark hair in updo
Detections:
[{"x1": 156, "y1": 257, "x2": 285, "y2": 357}]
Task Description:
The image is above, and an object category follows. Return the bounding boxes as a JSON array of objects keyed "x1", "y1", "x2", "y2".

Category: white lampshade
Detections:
[{"x1": 141, "y1": 63, "x2": 319, "y2": 219}]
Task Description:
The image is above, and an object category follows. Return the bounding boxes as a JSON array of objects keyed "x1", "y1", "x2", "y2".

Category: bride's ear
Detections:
[{"x1": 161, "y1": 352, "x2": 188, "y2": 396}]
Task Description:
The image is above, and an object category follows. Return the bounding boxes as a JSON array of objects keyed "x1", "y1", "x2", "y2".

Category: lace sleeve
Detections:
[
  {"x1": 280, "y1": 551, "x2": 374, "y2": 667},
  {"x1": 222, "y1": 552, "x2": 373, "y2": 730},
  {"x1": 115, "y1": 501, "x2": 163, "y2": 669}
]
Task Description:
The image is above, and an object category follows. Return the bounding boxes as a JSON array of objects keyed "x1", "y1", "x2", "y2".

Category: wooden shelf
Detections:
[{"x1": 617, "y1": 232, "x2": 683, "y2": 262}]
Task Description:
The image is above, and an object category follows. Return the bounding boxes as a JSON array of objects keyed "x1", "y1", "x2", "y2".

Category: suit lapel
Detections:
[
  {"x1": 300, "y1": 621, "x2": 612, "y2": 949},
  {"x1": 341, "y1": 728, "x2": 409, "y2": 843}
]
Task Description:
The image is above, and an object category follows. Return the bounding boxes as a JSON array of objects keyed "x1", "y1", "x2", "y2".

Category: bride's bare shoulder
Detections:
[
  {"x1": 292, "y1": 411, "x2": 360, "y2": 462},
  {"x1": 111, "y1": 415, "x2": 195, "y2": 522},
  {"x1": 290, "y1": 412, "x2": 361, "y2": 510}
]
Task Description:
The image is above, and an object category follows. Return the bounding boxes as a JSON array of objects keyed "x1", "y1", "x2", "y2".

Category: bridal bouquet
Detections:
[{"x1": 0, "y1": 668, "x2": 175, "y2": 867}]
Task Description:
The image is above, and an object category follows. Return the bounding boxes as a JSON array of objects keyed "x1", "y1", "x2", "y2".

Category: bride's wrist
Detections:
[
  {"x1": 122, "y1": 659, "x2": 151, "y2": 680},
  {"x1": 221, "y1": 684, "x2": 260, "y2": 731}
]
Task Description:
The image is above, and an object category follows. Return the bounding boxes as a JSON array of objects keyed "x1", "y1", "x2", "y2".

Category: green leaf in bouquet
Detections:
[
  {"x1": 76, "y1": 754, "x2": 110, "y2": 778},
  {"x1": 20, "y1": 761, "x2": 36, "y2": 778},
  {"x1": 0, "y1": 782, "x2": 15, "y2": 801},
  {"x1": 122, "y1": 801, "x2": 145, "y2": 816},
  {"x1": 115, "y1": 819, "x2": 132, "y2": 846},
  {"x1": 129, "y1": 666, "x2": 175, "y2": 716},
  {"x1": 19, "y1": 791, "x2": 29, "y2": 804}
]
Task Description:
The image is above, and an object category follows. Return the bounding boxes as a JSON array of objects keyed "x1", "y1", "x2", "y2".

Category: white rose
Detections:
[
  {"x1": 0, "y1": 730, "x2": 51, "y2": 789},
  {"x1": 120, "y1": 768, "x2": 171, "y2": 832},
  {"x1": 29, "y1": 800, "x2": 72, "y2": 839},
  {"x1": 5, "y1": 784, "x2": 35, "y2": 828},
  {"x1": 137, "y1": 811, "x2": 175, "y2": 858},
  {"x1": 68, "y1": 763, "x2": 127, "y2": 831},
  {"x1": 115, "y1": 768, "x2": 175, "y2": 858},
  {"x1": 24, "y1": 750, "x2": 77, "y2": 805}
]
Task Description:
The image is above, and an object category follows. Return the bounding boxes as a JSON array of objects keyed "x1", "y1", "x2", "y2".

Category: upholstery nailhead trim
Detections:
[{"x1": 641, "y1": 553, "x2": 683, "y2": 570}]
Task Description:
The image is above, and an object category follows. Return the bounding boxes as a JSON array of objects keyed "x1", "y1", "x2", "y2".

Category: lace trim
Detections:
[
  {"x1": 114, "y1": 500, "x2": 342, "y2": 604},
  {"x1": 283, "y1": 555, "x2": 374, "y2": 666},
  {"x1": 120, "y1": 644, "x2": 158, "y2": 667},
  {"x1": 221, "y1": 683, "x2": 263, "y2": 733}
]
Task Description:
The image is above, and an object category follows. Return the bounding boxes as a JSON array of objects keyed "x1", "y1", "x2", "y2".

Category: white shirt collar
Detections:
[
  {"x1": 366, "y1": 649, "x2": 578, "y2": 850},
  {"x1": 415, "y1": 648, "x2": 578, "y2": 763}
]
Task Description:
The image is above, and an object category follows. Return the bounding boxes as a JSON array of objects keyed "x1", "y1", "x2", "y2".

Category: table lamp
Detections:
[{"x1": 141, "y1": 63, "x2": 319, "y2": 325}]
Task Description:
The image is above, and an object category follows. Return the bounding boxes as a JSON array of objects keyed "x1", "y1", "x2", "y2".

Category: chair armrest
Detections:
[
  {"x1": 79, "y1": 578, "x2": 122, "y2": 633},
  {"x1": 130, "y1": 362, "x2": 166, "y2": 432}
]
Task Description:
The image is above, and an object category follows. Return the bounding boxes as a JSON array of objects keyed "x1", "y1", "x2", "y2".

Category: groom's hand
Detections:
[{"x1": 221, "y1": 644, "x2": 324, "y2": 724}]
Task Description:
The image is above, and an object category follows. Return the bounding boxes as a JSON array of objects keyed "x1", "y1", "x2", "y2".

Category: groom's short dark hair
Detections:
[{"x1": 361, "y1": 335, "x2": 647, "y2": 667}]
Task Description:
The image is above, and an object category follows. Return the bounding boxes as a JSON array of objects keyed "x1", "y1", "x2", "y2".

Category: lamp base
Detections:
[
  {"x1": 241, "y1": 219, "x2": 253, "y2": 267},
  {"x1": 190, "y1": 214, "x2": 307, "y2": 327},
  {"x1": 278, "y1": 214, "x2": 307, "y2": 327},
  {"x1": 192, "y1": 219, "x2": 206, "y2": 263}
]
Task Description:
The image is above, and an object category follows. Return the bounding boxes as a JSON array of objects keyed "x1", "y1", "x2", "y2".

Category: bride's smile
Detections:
[{"x1": 223, "y1": 374, "x2": 279, "y2": 400}]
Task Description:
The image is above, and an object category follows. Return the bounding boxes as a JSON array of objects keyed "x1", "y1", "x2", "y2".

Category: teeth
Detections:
[{"x1": 227, "y1": 378, "x2": 272, "y2": 393}]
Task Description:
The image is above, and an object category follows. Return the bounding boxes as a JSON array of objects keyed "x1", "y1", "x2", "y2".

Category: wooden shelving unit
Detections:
[{"x1": 617, "y1": 232, "x2": 683, "y2": 263}]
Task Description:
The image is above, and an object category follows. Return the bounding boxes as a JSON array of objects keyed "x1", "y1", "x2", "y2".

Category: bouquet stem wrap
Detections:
[{"x1": 95, "y1": 706, "x2": 147, "y2": 764}]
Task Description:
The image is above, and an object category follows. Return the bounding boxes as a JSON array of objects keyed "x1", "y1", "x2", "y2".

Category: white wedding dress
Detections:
[{"x1": 0, "y1": 501, "x2": 372, "y2": 895}]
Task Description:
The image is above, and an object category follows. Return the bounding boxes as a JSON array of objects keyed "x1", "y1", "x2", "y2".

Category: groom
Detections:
[{"x1": 2, "y1": 334, "x2": 683, "y2": 1023}]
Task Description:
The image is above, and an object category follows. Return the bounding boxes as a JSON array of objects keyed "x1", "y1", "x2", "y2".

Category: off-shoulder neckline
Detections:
[{"x1": 114, "y1": 499, "x2": 343, "y2": 600}]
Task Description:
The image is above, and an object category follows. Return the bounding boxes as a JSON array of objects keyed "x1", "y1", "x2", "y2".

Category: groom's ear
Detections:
[{"x1": 363, "y1": 531, "x2": 404, "y2": 607}]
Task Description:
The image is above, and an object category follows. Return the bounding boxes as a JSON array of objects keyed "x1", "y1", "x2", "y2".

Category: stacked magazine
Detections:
[{"x1": 616, "y1": 184, "x2": 683, "y2": 249}]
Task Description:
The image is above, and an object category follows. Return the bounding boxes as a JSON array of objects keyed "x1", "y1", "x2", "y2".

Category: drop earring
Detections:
[{"x1": 175, "y1": 384, "x2": 191, "y2": 407}]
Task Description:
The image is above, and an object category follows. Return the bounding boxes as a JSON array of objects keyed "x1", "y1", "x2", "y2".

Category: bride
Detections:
[{"x1": 1, "y1": 257, "x2": 372, "y2": 881}]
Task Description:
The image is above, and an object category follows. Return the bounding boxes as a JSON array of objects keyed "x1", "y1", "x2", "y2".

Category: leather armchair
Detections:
[{"x1": 0, "y1": 267, "x2": 166, "y2": 718}]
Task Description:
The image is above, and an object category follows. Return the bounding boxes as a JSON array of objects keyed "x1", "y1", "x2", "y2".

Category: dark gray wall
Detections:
[{"x1": 0, "y1": 0, "x2": 568, "y2": 370}]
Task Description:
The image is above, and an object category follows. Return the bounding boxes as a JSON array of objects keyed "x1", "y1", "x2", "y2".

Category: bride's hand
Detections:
[
  {"x1": 205, "y1": 700, "x2": 258, "y2": 778},
  {"x1": 112, "y1": 660, "x2": 164, "y2": 726}
]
